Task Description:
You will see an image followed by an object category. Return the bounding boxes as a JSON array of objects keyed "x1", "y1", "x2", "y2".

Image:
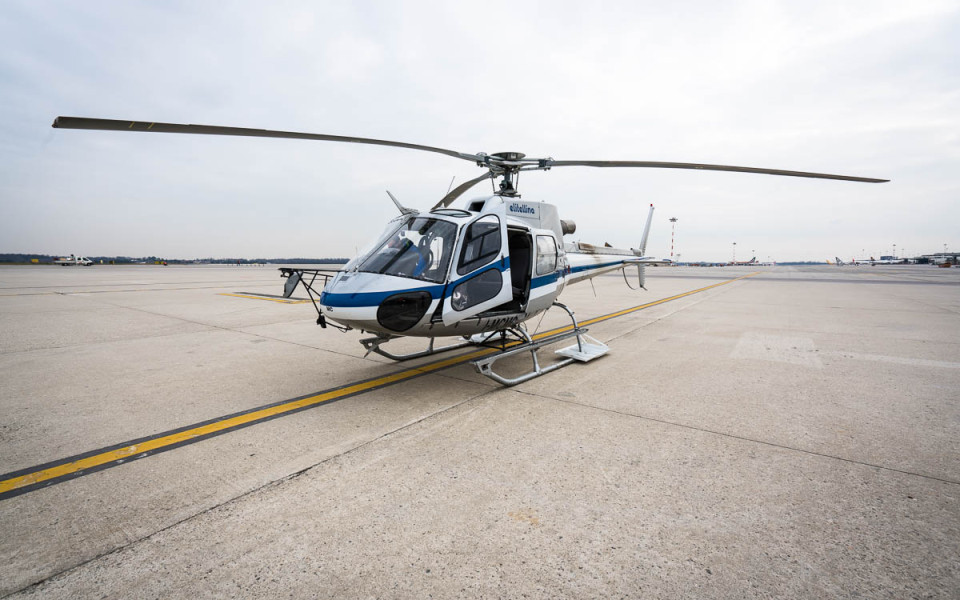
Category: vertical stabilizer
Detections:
[{"x1": 638, "y1": 204, "x2": 655, "y2": 256}]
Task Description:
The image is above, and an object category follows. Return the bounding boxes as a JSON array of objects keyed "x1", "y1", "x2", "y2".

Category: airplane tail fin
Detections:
[{"x1": 638, "y1": 204, "x2": 654, "y2": 256}]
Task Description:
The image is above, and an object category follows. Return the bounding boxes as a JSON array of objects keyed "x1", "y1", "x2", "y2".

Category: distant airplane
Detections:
[
  {"x1": 53, "y1": 254, "x2": 93, "y2": 266},
  {"x1": 827, "y1": 257, "x2": 846, "y2": 266},
  {"x1": 851, "y1": 255, "x2": 902, "y2": 266},
  {"x1": 728, "y1": 256, "x2": 758, "y2": 266}
]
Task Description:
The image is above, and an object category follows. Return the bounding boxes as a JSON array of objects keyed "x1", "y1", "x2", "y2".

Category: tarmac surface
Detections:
[{"x1": 0, "y1": 263, "x2": 958, "y2": 598}]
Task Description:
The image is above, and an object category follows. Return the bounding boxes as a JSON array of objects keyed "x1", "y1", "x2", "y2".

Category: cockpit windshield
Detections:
[{"x1": 357, "y1": 217, "x2": 458, "y2": 283}]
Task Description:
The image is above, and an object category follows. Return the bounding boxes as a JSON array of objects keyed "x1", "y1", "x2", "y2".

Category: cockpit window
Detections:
[
  {"x1": 357, "y1": 217, "x2": 457, "y2": 283},
  {"x1": 457, "y1": 215, "x2": 502, "y2": 275},
  {"x1": 343, "y1": 217, "x2": 406, "y2": 272}
]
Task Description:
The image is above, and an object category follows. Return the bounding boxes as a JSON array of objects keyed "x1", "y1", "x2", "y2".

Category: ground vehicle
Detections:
[{"x1": 53, "y1": 254, "x2": 93, "y2": 266}]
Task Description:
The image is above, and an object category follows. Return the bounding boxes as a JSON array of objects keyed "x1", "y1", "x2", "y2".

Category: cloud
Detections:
[{"x1": 1, "y1": 0, "x2": 957, "y2": 260}]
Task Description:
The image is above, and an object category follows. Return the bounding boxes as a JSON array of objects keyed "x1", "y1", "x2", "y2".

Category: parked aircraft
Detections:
[{"x1": 51, "y1": 116, "x2": 887, "y2": 385}]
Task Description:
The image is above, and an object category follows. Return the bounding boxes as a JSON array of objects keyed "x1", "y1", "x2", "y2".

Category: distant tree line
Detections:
[{"x1": 0, "y1": 254, "x2": 349, "y2": 265}]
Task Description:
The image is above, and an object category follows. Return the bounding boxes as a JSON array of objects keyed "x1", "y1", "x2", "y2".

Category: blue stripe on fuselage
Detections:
[
  {"x1": 319, "y1": 259, "x2": 629, "y2": 309},
  {"x1": 530, "y1": 271, "x2": 559, "y2": 288},
  {"x1": 320, "y1": 257, "x2": 515, "y2": 308},
  {"x1": 319, "y1": 284, "x2": 444, "y2": 308}
]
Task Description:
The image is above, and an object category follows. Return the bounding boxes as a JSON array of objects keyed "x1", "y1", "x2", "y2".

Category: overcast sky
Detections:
[{"x1": 1, "y1": 0, "x2": 957, "y2": 261}]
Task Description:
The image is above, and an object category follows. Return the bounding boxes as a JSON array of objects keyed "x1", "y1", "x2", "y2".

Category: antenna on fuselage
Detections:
[{"x1": 386, "y1": 190, "x2": 417, "y2": 216}]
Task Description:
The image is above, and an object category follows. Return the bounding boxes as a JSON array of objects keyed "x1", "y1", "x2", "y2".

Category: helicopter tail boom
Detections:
[{"x1": 563, "y1": 203, "x2": 665, "y2": 287}]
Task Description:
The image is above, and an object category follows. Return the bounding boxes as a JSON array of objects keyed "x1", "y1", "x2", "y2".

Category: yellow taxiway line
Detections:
[{"x1": 219, "y1": 292, "x2": 312, "y2": 304}]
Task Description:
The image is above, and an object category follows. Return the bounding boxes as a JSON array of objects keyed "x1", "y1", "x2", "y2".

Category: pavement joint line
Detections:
[
  {"x1": 0, "y1": 279, "x2": 280, "y2": 290},
  {"x1": 883, "y1": 289, "x2": 960, "y2": 316},
  {"x1": 0, "y1": 284, "x2": 283, "y2": 297},
  {"x1": 520, "y1": 390, "x2": 960, "y2": 487},
  {"x1": 602, "y1": 288, "x2": 719, "y2": 345},
  {"x1": 0, "y1": 294, "x2": 359, "y2": 360},
  {"x1": 55, "y1": 287, "x2": 409, "y2": 362},
  {"x1": 0, "y1": 295, "x2": 277, "y2": 356},
  {"x1": 0, "y1": 272, "x2": 757, "y2": 501},
  {"x1": 114, "y1": 298, "x2": 419, "y2": 363},
  {"x1": 3, "y1": 386, "x2": 500, "y2": 599}
]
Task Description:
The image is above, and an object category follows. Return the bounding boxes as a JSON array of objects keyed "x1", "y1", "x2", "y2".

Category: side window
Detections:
[
  {"x1": 457, "y1": 216, "x2": 501, "y2": 275},
  {"x1": 536, "y1": 235, "x2": 558, "y2": 275},
  {"x1": 450, "y1": 268, "x2": 503, "y2": 311}
]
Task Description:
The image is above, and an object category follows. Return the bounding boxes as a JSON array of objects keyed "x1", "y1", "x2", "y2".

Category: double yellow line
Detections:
[{"x1": 0, "y1": 272, "x2": 757, "y2": 500}]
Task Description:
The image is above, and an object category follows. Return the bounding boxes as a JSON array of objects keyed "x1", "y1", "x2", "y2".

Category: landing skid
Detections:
[
  {"x1": 358, "y1": 303, "x2": 609, "y2": 386},
  {"x1": 359, "y1": 334, "x2": 485, "y2": 361},
  {"x1": 472, "y1": 303, "x2": 608, "y2": 386}
]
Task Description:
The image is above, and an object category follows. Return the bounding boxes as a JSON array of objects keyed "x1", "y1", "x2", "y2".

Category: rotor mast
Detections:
[{"x1": 478, "y1": 151, "x2": 556, "y2": 197}]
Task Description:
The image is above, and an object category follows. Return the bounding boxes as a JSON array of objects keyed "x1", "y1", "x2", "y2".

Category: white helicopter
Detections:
[{"x1": 52, "y1": 117, "x2": 887, "y2": 384}]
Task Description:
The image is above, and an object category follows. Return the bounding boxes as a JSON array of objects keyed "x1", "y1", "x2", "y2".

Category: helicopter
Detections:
[{"x1": 51, "y1": 117, "x2": 887, "y2": 384}]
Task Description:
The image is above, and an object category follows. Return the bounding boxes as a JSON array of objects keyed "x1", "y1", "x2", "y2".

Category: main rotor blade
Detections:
[
  {"x1": 432, "y1": 172, "x2": 493, "y2": 209},
  {"x1": 547, "y1": 160, "x2": 888, "y2": 183},
  {"x1": 52, "y1": 117, "x2": 888, "y2": 184},
  {"x1": 52, "y1": 116, "x2": 483, "y2": 163}
]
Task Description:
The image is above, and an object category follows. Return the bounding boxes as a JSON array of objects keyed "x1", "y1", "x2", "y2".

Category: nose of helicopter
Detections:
[{"x1": 319, "y1": 272, "x2": 441, "y2": 333}]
